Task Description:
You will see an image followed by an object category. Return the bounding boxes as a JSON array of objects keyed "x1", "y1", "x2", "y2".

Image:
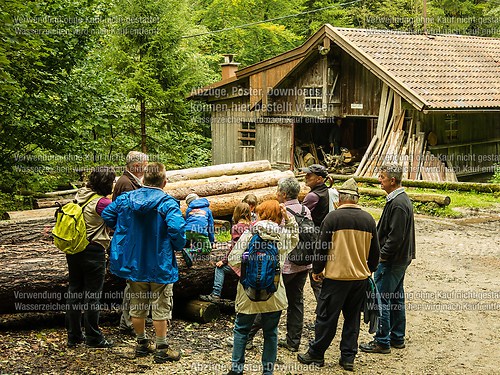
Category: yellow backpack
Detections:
[{"x1": 52, "y1": 194, "x2": 101, "y2": 255}]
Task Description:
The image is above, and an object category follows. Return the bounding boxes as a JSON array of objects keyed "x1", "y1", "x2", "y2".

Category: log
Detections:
[
  {"x1": 164, "y1": 170, "x2": 294, "y2": 200},
  {"x1": 0, "y1": 242, "x2": 238, "y2": 315},
  {"x1": 328, "y1": 174, "x2": 500, "y2": 193},
  {"x1": 179, "y1": 184, "x2": 310, "y2": 216},
  {"x1": 0, "y1": 217, "x2": 55, "y2": 244},
  {"x1": 165, "y1": 160, "x2": 272, "y2": 182},
  {"x1": 37, "y1": 189, "x2": 78, "y2": 198},
  {"x1": 357, "y1": 188, "x2": 451, "y2": 206},
  {"x1": 34, "y1": 198, "x2": 73, "y2": 209},
  {"x1": 181, "y1": 300, "x2": 220, "y2": 323},
  {"x1": 2, "y1": 207, "x2": 57, "y2": 221}
]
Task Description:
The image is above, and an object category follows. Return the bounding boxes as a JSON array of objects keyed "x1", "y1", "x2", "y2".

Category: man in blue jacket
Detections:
[{"x1": 102, "y1": 162, "x2": 186, "y2": 364}]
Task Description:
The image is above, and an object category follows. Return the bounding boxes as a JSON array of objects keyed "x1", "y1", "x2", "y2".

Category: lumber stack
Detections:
[{"x1": 355, "y1": 88, "x2": 457, "y2": 182}]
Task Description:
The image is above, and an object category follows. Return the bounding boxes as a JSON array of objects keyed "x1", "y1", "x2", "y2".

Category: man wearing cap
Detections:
[
  {"x1": 297, "y1": 178, "x2": 380, "y2": 371},
  {"x1": 299, "y1": 164, "x2": 330, "y2": 301},
  {"x1": 360, "y1": 164, "x2": 415, "y2": 354}
]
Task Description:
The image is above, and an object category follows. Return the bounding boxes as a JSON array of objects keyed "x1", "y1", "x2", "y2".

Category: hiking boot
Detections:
[
  {"x1": 86, "y1": 337, "x2": 114, "y2": 348},
  {"x1": 339, "y1": 357, "x2": 354, "y2": 371},
  {"x1": 135, "y1": 338, "x2": 155, "y2": 357},
  {"x1": 154, "y1": 344, "x2": 181, "y2": 363},
  {"x1": 297, "y1": 351, "x2": 324, "y2": 367},
  {"x1": 359, "y1": 340, "x2": 391, "y2": 354},
  {"x1": 67, "y1": 335, "x2": 85, "y2": 348},
  {"x1": 391, "y1": 341, "x2": 406, "y2": 349},
  {"x1": 278, "y1": 339, "x2": 298, "y2": 352},
  {"x1": 199, "y1": 294, "x2": 221, "y2": 303}
]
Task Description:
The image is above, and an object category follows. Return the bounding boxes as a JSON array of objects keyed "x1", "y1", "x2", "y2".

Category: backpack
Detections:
[
  {"x1": 52, "y1": 194, "x2": 101, "y2": 255},
  {"x1": 240, "y1": 233, "x2": 280, "y2": 302},
  {"x1": 286, "y1": 206, "x2": 317, "y2": 266}
]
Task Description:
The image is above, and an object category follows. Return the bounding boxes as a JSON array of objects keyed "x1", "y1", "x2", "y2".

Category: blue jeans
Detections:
[
  {"x1": 212, "y1": 264, "x2": 233, "y2": 296},
  {"x1": 231, "y1": 311, "x2": 282, "y2": 375},
  {"x1": 374, "y1": 262, "x2": 408, "y2": 347}
]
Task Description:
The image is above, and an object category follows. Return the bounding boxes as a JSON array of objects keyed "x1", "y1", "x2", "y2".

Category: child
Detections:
[
  {"x1": 184, "y1": 193, "x2": 215, "y2": 255},
  {"x1": 242, "y1": 193, "x2": 258, "y2": 222},
  {"x1": 200, "y1": 202, "x2": 251, "y2": 302}
]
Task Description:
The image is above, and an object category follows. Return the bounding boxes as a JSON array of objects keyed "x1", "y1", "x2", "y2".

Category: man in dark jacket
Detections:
[
  {"x1": 297, "y1": 178, "x2": 380, "y2": 372},
  {"x1": 360, "y1": 164, "x2": 416, "y2": 354},
  {"x1": 112, "y1": 151, "x2": 148, "y2": 201},
  {"x1": 113, "y1": 151, "x2": 148, "y2": 334},
  {"x1": 300, "y1": 164, "x2": 330, "y2": 301}
]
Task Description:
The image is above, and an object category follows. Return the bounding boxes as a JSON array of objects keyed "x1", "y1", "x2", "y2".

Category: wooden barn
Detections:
[{"x1": 190, "y1": 25, "x2": 500, "y2": 181}]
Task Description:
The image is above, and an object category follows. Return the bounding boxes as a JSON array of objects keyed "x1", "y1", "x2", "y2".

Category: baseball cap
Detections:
[
  {"x1": 337, "y1": 178, "x2": 359, "y2": 196},
  {"x1": 299, "y1": 164, "x2": 328, "y2": 178},
  {"x1": 186, "y1": 193, "x2": 199, "y2": 205}
]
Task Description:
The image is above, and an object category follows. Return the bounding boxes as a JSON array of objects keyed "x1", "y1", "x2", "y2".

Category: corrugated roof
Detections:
[{"x1": 329, "y1": 26, "x2": 500, "y2": 110}]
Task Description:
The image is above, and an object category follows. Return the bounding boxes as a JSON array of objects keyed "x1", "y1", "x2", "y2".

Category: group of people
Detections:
[{"x1": 63, "y1": 152, "x2": 415, "y2": 373}]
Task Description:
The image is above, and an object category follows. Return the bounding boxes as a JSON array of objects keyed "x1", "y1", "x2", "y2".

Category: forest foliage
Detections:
[{"x1": 1, "y1": 0, "x2": 499, "y2": 198}]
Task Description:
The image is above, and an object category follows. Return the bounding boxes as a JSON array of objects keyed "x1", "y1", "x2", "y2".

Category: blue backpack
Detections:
[{"x1": 240, "y1": 233, "x2": 280, "y2": 302}]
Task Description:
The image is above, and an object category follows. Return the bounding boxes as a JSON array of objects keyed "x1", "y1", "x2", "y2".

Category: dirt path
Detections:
[{"x1": 0, "y1": 214, "x2": 499, "y2": 374}]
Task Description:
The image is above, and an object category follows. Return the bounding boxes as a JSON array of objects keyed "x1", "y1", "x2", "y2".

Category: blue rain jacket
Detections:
[
  {"x1": 102, "y1": 187, "x2": 186, "y2": 284},
  {"x1": 185, "y1": 198, "x2": 215, "y2": 243}
]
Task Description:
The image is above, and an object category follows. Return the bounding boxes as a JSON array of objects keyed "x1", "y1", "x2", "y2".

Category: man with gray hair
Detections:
[
  {"x1": 360, "y1": 164, "x2": 415, "y2": 354},
  {"x1": 112, "y1": 150, "x2": 148, "y2": 334},
  {"x1": 112, "y1": 151, "x2": 149, "y2": 201},
  {"x1": 298, "y1": 178, "x2": 380, "y2": 371}
]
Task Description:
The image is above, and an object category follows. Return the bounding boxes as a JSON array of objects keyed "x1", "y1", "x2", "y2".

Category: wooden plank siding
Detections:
[
  {"x1": 255, "y1": 122, "x2": 293, "y2": 168},
  {"x1": 339, "y1": 52, "x2": 383, "y2": 117},
  {"x1": 410, "y1": 110, "x2": 500, "y2": 175},
  {"x1": 249, "y1": 59, "x2": 302, "y2": 110},
  {"x1": 211, "y1": 97, "x2": 255, "y2": 165}
]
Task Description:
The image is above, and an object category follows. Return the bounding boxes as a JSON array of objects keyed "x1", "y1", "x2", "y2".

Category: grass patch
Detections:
[{"x1": 358, "y1": 185, "x2": 500, "y2": 218}]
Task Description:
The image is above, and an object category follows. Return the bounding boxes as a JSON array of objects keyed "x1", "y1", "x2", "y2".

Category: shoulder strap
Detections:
[{"x1": 80, "y1": 194, "x2": 102, "y2": 209}]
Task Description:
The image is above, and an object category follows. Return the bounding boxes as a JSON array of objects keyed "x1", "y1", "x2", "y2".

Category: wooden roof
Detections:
[{"x1": 191, "y1": 25, "x2": 500, "y2": 111}]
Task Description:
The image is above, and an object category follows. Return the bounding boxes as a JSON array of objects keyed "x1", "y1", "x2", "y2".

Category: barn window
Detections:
[
  {"x1": 304, "y1": 87, "x2": 323, "y2": 110},
  {"x1": 239, "y1": 122, "x2": 256, "y2": 146},
  {"x1": 444, "y1": 114, "x2": 458, "y2": 143}
]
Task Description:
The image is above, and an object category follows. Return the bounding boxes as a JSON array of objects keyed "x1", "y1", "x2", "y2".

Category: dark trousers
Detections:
[
  {"x1": 309, "y1": 270, "x2": 322, "y2": 302},
  {"x1": 309, "y1": 278, "x2": 368, "y2": 363},
  {"x1": 283, "y1": 270, "x2": 308, "y2": 349},
  {"x1": 65, "y1": 243, "x2": 106, "y2": 345}
]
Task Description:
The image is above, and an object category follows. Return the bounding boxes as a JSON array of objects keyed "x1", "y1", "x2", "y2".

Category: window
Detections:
[
  {"x1": 444, "y1": 114, "x2": 458, "y2": 143},
  {"x1": 304, "y1": 87, "x2": 323, "y2": 110},
  {"x1": 239, "y1": 122, "x2": 256, "y2": 146}
]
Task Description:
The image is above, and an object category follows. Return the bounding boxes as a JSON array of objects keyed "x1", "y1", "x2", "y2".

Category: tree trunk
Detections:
[
  {"x1": 179, "y1": 184, "x2": 310, "y2": 216},
  {"x1": 181, "y1": 300, "x2": 220, "y2": 323},
  {"x1": 165, "y1": 160, "x2": 272, "y2": 182},
  {"x1": 164, "y1": 170, "x2": 294, "y2": 200},
  {"x1": 0, "y1": 218, "x2": 54, "y2": 244},
  {"x1": 3, "y1": 184, "x2": 310, "y2": 223},
  {"x1": 0, "y1": 242, "x2": 237, "y2": 315},
  {"x1": 2, "y1": 208, "x2": 57, "y2": 221},
  {"x1": 34, "y1": 198, "x2": 73, "y2": 209},
  {"x1": 328, "y1": 174, "x2": 500, "y2": 193},
  {"x1": 140, "y1": 99, "x2": 147, "y2": 154},
  {"x1": 358, "y1": 188, "x2": 451, "y2": 206}
]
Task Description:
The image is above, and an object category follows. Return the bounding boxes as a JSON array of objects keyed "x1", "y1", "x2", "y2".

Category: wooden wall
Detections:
[
  {"x1": 211, "y1": 97, "x2": 255, "y2": 165},
  {"x1": 411, "y1": 110, "x2": 500, "y2": 175}
]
